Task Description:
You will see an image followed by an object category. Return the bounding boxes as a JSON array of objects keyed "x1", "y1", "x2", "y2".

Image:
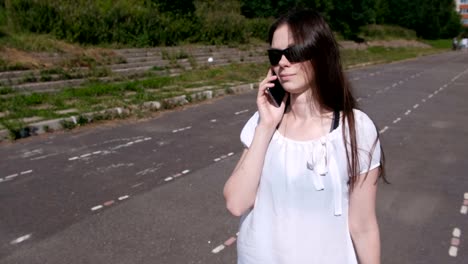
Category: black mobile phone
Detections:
[{"x1": 266, "y1": 73, "x2": 286, "y2": 107}]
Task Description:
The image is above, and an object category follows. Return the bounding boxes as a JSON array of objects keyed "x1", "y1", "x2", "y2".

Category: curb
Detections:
[{"x1": 0, "y1": 83, "x2": 255, "y2": 142}]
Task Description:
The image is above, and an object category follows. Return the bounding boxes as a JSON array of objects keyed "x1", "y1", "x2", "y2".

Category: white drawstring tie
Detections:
[{"x1": 306, "y1": 139, "x2": 343, "y2": 216}]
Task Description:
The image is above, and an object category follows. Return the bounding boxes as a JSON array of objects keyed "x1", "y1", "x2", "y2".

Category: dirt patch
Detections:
[{"x1": 0, "y1": 47, "x2": 51, "y2": 68}]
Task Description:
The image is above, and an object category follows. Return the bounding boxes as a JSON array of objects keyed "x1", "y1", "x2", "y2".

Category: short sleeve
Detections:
[
  {"x1": 240, "y1": 111, "x2": 260, "y2": 148},
  {"x1": 355, "y1": 110, "x2": 381, "y2": 174}
]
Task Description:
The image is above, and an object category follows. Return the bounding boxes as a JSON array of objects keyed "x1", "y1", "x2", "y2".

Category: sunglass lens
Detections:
[{"x1": 268, "y1": 50, "x2": 282, "y2": 65}]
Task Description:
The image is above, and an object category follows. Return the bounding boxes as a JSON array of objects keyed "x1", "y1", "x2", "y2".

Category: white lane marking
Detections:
[
  {"x1": 164, "y1": 177, "x2": 173, "y2": 182},
  {"x1": 172, "y1": 126, "x2": 192, "y2": 133},
  {"x1": 182, "y1": 170, "x2": 190, "y2": 174},
  {"x1": 405, "y1": 110, "x2": 411, "y2": 116},
  {"x1": 214, "y1": 152, "x2": 235, "y2": 162},
  {"x1": 132, "y1": 182, "x2": 144, "y2": 188},
  {"x1": 392, "y1": 83, "x2": 398, "y2": 87},
  {"x1": 453, "y1": 228, "x2": 461, "y2": 238},
  {"x1": 464, "y1": 193, "x2": 468, "y2": 199},
  {"x1": 22, "y1": 149, "x2": 43, "y2": 158},
  {"x1": 434, "y1": 90, "x2": 439, "y2": 95},
  {"x1": 10, "y1": 234, "x2": 32, "y2": 245},
  {"x1": 379, "y1": 126, "x2": 389, "y2": 134},
  {"x1": 413, "y1": 104, "x2": 419, "y2": 109},
  {"x1": 393, "y1": 118, "x2": 401, "y2": 124},
  {"x1": 399, "y1": 81, "x2": 404, "y2": 84},
  {"x1": 460, "y1": 205, "x2": 467, "y2": 215},
  {"x1": 356, "y1": 98, "x2": 362, "y2": 102},
  {"x1": 384, "y1": 86, "x2": 390, "y2": 91},
  {"x1": 210, "y1": 119, "x2": 217, "y2": 123},
  {"x1": 428, "y1": 94, "x2": 433, "y2": 98},
  {"x1": 91, "y1": 205, "x2": 103, "y2": 211},
  {"x1": 211, "y1": 244, "x2": 225, "y2": 254},
  {"x1": 449, "y1": 246, "x2": 458, "y2": 257},
  {"x1": 71, "y1": 137, "x2": 153, "y2": 160},
  {"x1": 352, "y1": 77, "x2": 360, "y2": 81},
  {"x1": 118, "y1": 195, "x2": 130, "y2": 201},
  {"x1": 30, "y1": 153, "x2": 59, "y2": 160},
  {"x1": 235, "y1": 109, "x2": 249, "y2": 115},
  {"x1": 0, "y1": 170, "x2": 33, "y2": 182},
  {"x1": 5, "y1": 174, "x2": 18, "y2": 179},
  {"x1": 422, "y1": 99, "x2": 426, "y2": 103}
]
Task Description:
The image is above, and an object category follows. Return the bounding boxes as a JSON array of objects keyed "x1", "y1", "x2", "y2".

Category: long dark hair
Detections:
[{"x1": 268, "y1": 9, "x2": 387, "y2": 190}]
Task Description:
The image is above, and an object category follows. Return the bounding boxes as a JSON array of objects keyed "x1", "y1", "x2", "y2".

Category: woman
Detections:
[{"x1": 223, "y1": 9, "x2": 386, "y2": 264}]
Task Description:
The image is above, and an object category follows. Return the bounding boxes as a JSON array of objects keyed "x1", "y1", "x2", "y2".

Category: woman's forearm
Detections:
[
  {"x1": 351, "y1": 223, "x2": 381, "y2": 264},
  {"x1": 223, "y1": 125, "x2": 275, "y2": 216}
]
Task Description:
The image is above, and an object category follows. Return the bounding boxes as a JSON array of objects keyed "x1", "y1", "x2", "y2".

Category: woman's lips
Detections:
[{"x1": 280, "y1": 73, "x2": 295, "y2": 80}]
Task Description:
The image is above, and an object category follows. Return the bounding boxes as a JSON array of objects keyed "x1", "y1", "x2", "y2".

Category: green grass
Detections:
[
  {"x1": 0, "y1": 32, "x2": 66, "y2": 52},
  {"x1": 360, "y1": 24, "x2": 417, "y2": 40},
  {"x1": 341, "y1": 46, "x2": 445, "y2": 67},
  {"x1": 422, "y1": 39, "x2": 452, "y2": 49}
]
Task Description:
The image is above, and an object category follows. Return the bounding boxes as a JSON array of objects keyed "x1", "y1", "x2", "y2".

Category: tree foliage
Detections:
[{"x1": 1, "y1": 0, "x2": 463, "y2": 46}]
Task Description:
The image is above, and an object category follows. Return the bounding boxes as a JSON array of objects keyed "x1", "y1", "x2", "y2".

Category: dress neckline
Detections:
[{"x1": 273, "y1": 123, "x2": 342, "y2": 145}]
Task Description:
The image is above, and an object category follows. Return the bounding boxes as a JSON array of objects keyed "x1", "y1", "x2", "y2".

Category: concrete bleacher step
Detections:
[{"x1": 1, "y1": 45, "x2": 269, "y2": 92}]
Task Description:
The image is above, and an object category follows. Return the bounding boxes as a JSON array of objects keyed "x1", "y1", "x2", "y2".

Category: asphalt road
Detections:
[{"x1": 1, "y1": 51, "x2": 468, "y2": 264}]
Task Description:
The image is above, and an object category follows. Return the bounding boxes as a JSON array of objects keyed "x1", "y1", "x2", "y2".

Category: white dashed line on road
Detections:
[
  {"x1": 392, "y1": 118, "x2": 401, "y2": 124},
  {"x1": 172, "y1": 126, "x2": 192, "y2": 133},
  {"x1": 235, "y1": 109, "x2": 249, "y2": 115},
  {"x1": 10, "y1": 234, "x2": 32, "y2": 245},
  {"x1": 379, "y1": 126, "x2": 389, "y2": 134}
]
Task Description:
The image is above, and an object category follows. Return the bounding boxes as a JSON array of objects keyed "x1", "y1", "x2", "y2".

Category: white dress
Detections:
[{"x1": 237, "y1": 109, "x2": 381, "y2": 264}]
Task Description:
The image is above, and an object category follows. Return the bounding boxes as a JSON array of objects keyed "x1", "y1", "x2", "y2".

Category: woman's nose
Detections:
[{"x1": 278, "y1": 54, "x2": 290, "y2": 67}]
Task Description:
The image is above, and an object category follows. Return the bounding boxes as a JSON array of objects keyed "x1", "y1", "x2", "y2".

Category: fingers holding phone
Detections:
[{"x1": 256, "y1": 69, "x2": 288, "y2": 128}]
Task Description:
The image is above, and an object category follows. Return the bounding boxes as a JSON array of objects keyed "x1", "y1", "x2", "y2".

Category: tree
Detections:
[
  {"x1": 329, "y1": 0, "x2": 378, "y2": 38},
  {"x1": 386, "y1": 0, "x2": 461, "y2": 39}
]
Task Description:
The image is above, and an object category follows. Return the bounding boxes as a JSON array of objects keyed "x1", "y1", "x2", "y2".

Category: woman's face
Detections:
[{"x1": 271, "y1": 24, "x2": 315, "y2": 95}]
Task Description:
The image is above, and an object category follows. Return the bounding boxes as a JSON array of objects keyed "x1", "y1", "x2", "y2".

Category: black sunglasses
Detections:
[{"x1": 267, "y1": 46, "x2": 309, "y2": 66}]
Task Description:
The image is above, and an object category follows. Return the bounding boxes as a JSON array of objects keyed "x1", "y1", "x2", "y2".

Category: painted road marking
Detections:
[
  {"x1": 1, "y1": 170, "x2": 34, "y2": 184},
  {"x1": 211, "y1": 245, "x2": 225, "y2": 254},
  {"x1": 214, "y1": 152, "x2": 235, "y2": 162},
  {"x1": 172, "y1": 126, "x2": 192, "y2": 133},
  {"x1": 393, "y1": 118, "x2": 401, "y2": 124},
  {"x1": 91, "y1": 205, "x2": 103, "y2": 211},
  {"x1": 449, "y1": 227, "x2": 461, "y2": 257},
  {"x1": 449, "y1": 246, "x2": 458, "y2": 257},
  {"x1": 10, "y1": 234, "x2": 32, "y2": 245},
  {"x1": 379, "y1": 126, "x2": 389, "y2": 134},
  {"x1": 235, "y1": 109, "x2": 249, "y2": 115}
]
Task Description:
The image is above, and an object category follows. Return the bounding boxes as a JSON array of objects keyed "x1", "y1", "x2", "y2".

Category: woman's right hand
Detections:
[{"x1": 256, "y1": 69, "x2": 288, "y2": 130}]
